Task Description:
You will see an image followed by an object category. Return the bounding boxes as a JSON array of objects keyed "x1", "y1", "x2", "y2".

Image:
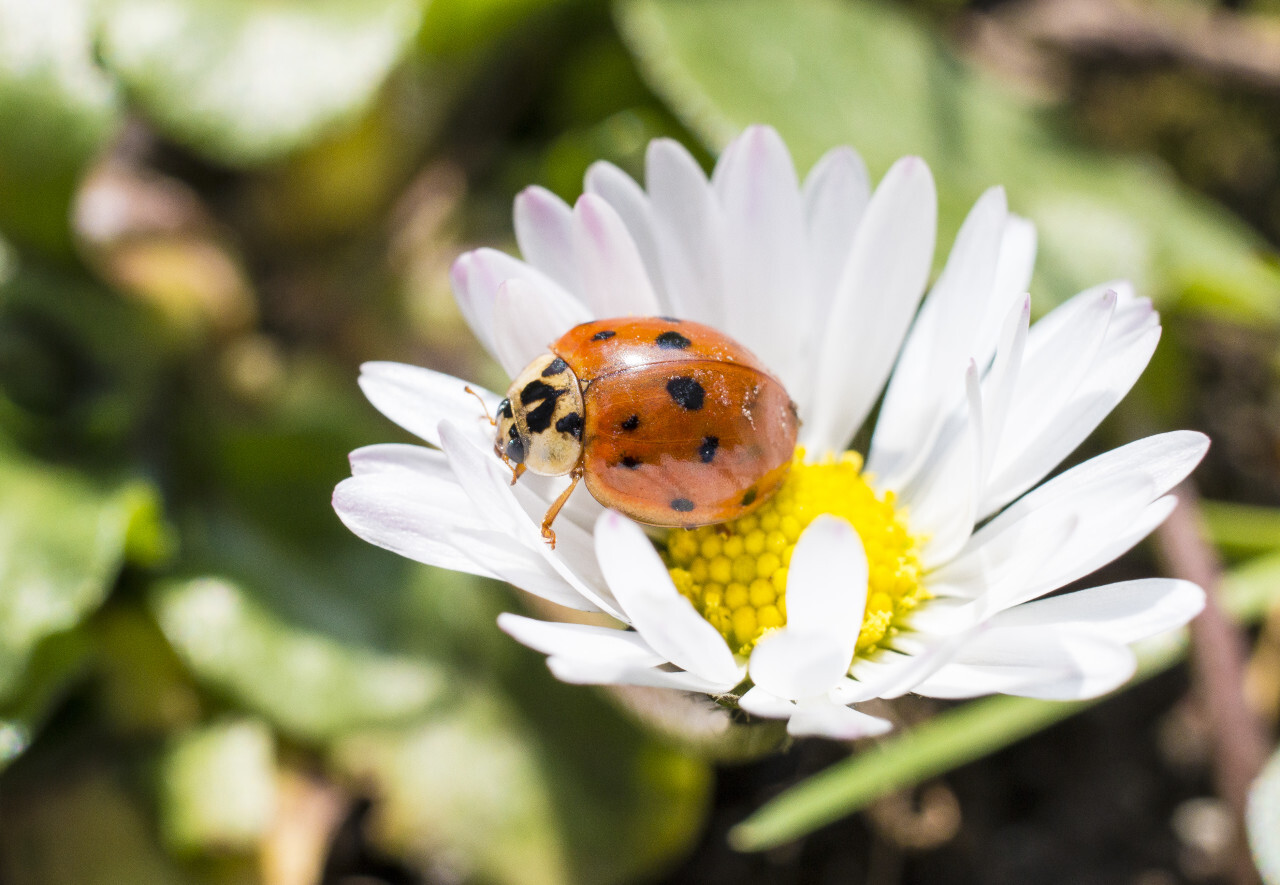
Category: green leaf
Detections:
[
  {"x1": 97, "y1": 0, "x2": 424, "y2": 166},
  {"x1": 159, "y1": 718, "x2": 277, "y2": 854},
  {"x1": 0, "y1": 767, "x2": 196, "y2": 885},
  {"x1": 617, "y1": 0, "x2": 1280, "y2": 319},
  {"x1": 1201, "y1": 500, "x2": 1280, "y2": 559},
  {"x1": 0, "y1": 260, "x2": 178, "y2": 454},
  {"x1": 151, "y1": 575, "x2": 448, "y2": 742},
  {"x1": 1250, "y1": 748, "x2": 1280, "y2": 885},
  {"x1": 0, "y1": 0, "x2": 122, "y2": 257},
  {"x1": 0, "y1": 629, "x2": 91, "y2": 773},
  {"x1": 0, "y1": 451, "x2": 160, "y2": 704},
  {"x1": 331, "y1": 694, "x2": 572, "y2": 885},
  {"x1": 330, "y1": 681, "x2": 711, "y2": 885},
  {"x1": 419, "y1": 0, "x2": 570, "y2": 55},
  {"x1": 728, "y1": 548, "x2": 1280, "y2": 851}
]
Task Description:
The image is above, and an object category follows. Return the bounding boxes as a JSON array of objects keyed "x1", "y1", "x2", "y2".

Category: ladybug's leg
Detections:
[
  {"x1": 509, "y1": 463, "x2": 527, "y2": 486},
  {"x1": 464, "y1": 386, "x2": 496, "y2": 426},
  {"x1": 540, "y1": 466, "x2": 583, "y2": 549},
  {"x1": 493, "y1": 444, "x2": 528, "y2": 486}
]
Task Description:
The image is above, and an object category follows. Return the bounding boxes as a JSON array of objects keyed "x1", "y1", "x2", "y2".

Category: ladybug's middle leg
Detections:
[{"x1": 540, "y1": 466, "x2": 584, "y2": 549}]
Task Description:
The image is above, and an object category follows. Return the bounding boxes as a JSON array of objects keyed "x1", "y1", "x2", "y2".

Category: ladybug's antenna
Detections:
[{"x1": 464, "y1": 386, "x2": 496, "y2": 425}]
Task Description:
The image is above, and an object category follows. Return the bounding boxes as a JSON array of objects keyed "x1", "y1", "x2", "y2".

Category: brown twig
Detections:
[{"x1": 1156, "y1": 481, "x2": 1270, "y2": 885}]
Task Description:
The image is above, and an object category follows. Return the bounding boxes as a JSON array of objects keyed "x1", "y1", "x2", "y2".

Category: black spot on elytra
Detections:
[
  {"x1": 621, "y1": 455, "x2": 641, "y2": 469},
  {"x1": 591, "y1": 330, "x2": 616, "y2": 341},
  {"x1": 741, "y1": 487, "x2": 758, "y2": 507},
  {"x1": 555, "y1": 411, "x2": 583, "y2": 439},
  {"x1": 541, "y1": 357, "x2": 569, "y2": 377},
  {"x1": 620, "y1": 414, "x2": 640, "y2": 431},
  {"x1": 656, "y1": 330, "x2": 692, "y2": 349},
  {"x1": 698, "y1": 436, "x2": 719, "y2": 463},
  {"x1": 658, "y1": 316, "x2": 681, "y2": 323},
  {"x1": 670, "y1": 497, "x2": 695, "y2": 513},
  {"x1": 498, "y1": 398, "x2": 513, "y2": 420},
  {"x1": 666, "y1": 377, "x2": 705, "y2": 410}
]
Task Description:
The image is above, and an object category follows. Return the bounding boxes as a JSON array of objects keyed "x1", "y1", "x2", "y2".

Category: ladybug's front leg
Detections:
[
  {"x1": 493, "y1": 444, "x2": 528, "y2": 486},
  {"x1": 540, "y1": 466, "x2": 584, "y2": 549}
]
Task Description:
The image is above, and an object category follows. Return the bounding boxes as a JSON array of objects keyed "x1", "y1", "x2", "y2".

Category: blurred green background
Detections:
[{"x1": 3, "y1": 0, "x2": 1280, "y2": 882}]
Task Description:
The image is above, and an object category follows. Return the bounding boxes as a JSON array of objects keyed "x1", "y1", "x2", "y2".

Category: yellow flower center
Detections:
[{"x1": 663, "y1": 449, "x2": 927, "y2": 657}]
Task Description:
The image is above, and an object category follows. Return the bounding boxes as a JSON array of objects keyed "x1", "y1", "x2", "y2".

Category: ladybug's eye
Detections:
[{"x1": 505, "y1": 425, "x2": 526, "y2": 464}]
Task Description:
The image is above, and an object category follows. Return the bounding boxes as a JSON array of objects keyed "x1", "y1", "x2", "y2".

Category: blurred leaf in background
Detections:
[
  {"x1": 0, "y1": 450, "x2": 165, "y2": 772},
  {"x1": 0, "y1": 0, "x2": 121, "y2": 259},
  {"x1": 95, "y1": 0, "x2": 424, "y2": 167},
  {"x1": 617, "y1": 0, "x2": 1280, "y2": 320}
]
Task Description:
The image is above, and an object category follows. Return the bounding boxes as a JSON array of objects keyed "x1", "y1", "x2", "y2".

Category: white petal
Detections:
[
  {"x1": 491, "y1": 277, "x2": 592, "y2": 377},
  {"x1": 907, "y1": 361, "x2": 984, "y2": 568},
  {"x1": 333, "y1": 472, "x2": 490, "y2": 575},
  {"x1": 803, "y1": 145, "x2": 870, "y2": 310},
  {"x1": 547, "y1": 656, "x2": 735, "y2": 693},
  {"x1": 990, "y1": 578, "x2": 1204, "y2": 645},
  {"x1": 333, "y1": 473, "x2": 590, "y2": 608},
  {"x1": 513, "y1": 186, "x2": 579, "y2": 293},
  {"x1": 913, "y1": 627, "x2": 1136, "y2": 700},
  {"x1": 842, "y1": 630, "x2": 977, "y2": 701},
  {"x1": 983, "y1": 297, "x2": 1162, "y2": 510},
  {"x1": 449, "y1": 251, "x2": 495, "y2": 355},
  {"x1": 497, "y1": 613, "x2": 664, "y2": 668},
  {"x1": 969, "y1": 214, "x2": 1037, "y2": 366},
  {"x1": 348, "y1": 442, "x2": 451, "y2": 478},
  {"x1": 979, "y1": 295, "x2": 1030, "y2": 483},
  {"x1": 710, "y1": 125, "x2": 810, "y2": 394},
  {"x1": 594, "y1": 511, "x2": 742, "y2": 685},
  {"x1": 749, "y1": 629, "x2": 853, "y2": 702},
  {"x1": 1028, "y1": 496, "x2": 1178, "y2": 602},
  {"x1": 786, "y1": 699, "x2": 893, "y2": 740},
  {"x1": 358, "y1": 362, "x2": 496, "y2": 449},
  {"x1": 452, "y1": 248, "x2": 581, "y2": 362},
  {"x1": 786, "y1": 515, "x2": 870, "y2": 641},
  {"x1": 992, "y1": 215, "x2": 1037, "y2": 311},
  {"x1": 984, "y1": 288, "x2": 1117, "y2": 492},
  {"x1": 584, "y1": 161, "x2": 666, "y2": 304},
  {"x1": 866, "y1": 187, "x2": 1007, "y2": 490},
  {"x1": 1025, "y1": 279, "x2": 1133, "y2": 350},
  {"x1": 936, "y1": 473, "x2": 1156, "y2": 613},
  {"x1": 803, "y1": 156, "x2": 937, "y2": 452},
  {"x1": 960, "y1": 431, "x2": 1208, "y2": 583},
  {"x1": 645, "y1": 138, "x2": 727, "y2": 326},
  {"x1": 738, "y1": 685, "x2": 797, "y2": 719},
  {"x1": 345, "y1": 449, "x2": 602, "y2": 589},
  {"x1": 439, "y1": 421, "x2": 621, "y2": 616},
  {"x1": 573, "y1": 193, "x2": 662, "y2": 317}
]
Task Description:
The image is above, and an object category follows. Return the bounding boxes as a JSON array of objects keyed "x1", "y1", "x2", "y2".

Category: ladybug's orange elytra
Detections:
[{"x1": 493, "y1": 317, "x2": 799, "y2": 546}]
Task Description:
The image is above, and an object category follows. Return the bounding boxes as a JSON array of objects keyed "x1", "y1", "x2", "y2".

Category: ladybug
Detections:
[{"x1": 489, "y1": 317, "x2": 799, "y2": 546}]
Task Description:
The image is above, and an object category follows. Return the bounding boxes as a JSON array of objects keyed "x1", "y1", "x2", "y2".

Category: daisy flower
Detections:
[{"x1": 334, "y1": 125, "x2": 1207, "y2": 741}]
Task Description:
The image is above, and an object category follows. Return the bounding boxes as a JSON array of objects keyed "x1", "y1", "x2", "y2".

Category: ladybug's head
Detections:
[{"x1": 495, "y1": 352, "x2": 586, "y2": 477}]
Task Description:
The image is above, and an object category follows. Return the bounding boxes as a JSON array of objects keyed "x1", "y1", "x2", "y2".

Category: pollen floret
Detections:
[{"x1": 664, "y1": 449, "x2": 925, "y2": 657}]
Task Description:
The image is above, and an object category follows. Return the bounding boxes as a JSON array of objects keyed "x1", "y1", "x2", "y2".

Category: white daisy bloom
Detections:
[{"x1": 334, "y1": 125, "x2": 1207, "y2": 742}]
